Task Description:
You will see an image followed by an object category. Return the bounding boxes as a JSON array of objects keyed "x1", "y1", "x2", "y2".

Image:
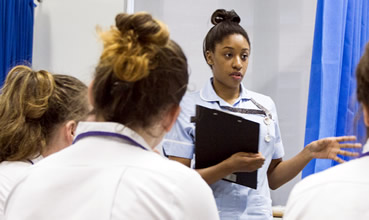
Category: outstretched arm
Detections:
[{"x1": 267, "y1": 136, "x2": 361, "y2": 190}]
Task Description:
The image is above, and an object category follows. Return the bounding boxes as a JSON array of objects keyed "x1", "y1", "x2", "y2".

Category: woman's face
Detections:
[{"x1": 206, "y1": 33, "x2": 250, "y2": 91}]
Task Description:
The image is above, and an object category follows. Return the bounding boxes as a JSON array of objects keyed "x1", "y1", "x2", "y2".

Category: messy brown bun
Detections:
[
  {"x1": 98, "y1": 12, "x2": 169, "y2": 82},
  {"x1": 93, "y1": 12, "x2": 188, "y2": 129}
]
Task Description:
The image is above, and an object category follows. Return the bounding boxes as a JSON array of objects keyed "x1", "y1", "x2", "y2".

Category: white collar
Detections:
[
  {"x1": 199, "y1": 77, "x2": 251, "y2": 105},
  {"x1": 27, "y1": 155, "x2": 44, "y2": 165},
  {"x1": 74, "y1": 122, "x2": 153, "y2": 151}
]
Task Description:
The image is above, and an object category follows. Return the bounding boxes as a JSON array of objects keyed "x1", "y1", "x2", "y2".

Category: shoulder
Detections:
[
  {"x1": 288, "y1": 157, "x2": 369, "y2": 203},
  {"x1": 285, "y1": 157, "x2": 369, "y2": 219},
  {"x1": 0, "y1": 161, "x2": 31, "y2": 183},
  {"x1": 178, "y1": 90, "x2": 201, "y2": 116},
  {"x1": 246, "y1": 89, "x2": 274, "y2": 104},
  {"x1": 0, "y1": 162, "x2": 32, "y2": 213},
  {"x1": 181, "y1": 90, "x2": 201, "y2": 106},
  {"x1": 120, "y1": 152, "x2": 209, "y2": 193}
]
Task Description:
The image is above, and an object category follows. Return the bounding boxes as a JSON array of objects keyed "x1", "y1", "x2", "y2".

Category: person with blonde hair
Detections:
[
  {"x1": 0, "y1": 65, "x2": 90, "y2": 216},
  {"x1": 4, "y1": 12, "x2": 219, "y2": 220}
]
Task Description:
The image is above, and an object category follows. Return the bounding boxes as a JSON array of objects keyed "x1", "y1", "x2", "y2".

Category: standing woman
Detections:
[
  {"x1": 0, "y1": 65, "x2": 90, "y2": 216},
  {"x1": 163, "y1": 9, "x2": 360, "y2": 219},
  {"x1": 4, "y1": 12, "x2": 219, "y2": 220}
]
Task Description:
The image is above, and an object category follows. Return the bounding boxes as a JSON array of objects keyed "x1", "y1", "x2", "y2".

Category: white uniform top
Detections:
[
  {"x1": 0, "y1": 157, "x2": 42, "y2": 217},
  {"x1": 0, "y1": 161, "x2": 30, "y2": 218},
  {"x1": 163, "y1": 78, "x2": 285, "y2": 220},
  {"x1": 284, "y1": 139, "x2": 369, "y2": 220},
  {"x1": 4, "y1": 122, "x2": 219, "y2": 220}
]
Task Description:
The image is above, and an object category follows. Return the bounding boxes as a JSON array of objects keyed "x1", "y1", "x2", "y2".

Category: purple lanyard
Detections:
[
  {"x1": 73, "y1": 131, "x2": 147, "y2": 151},
  {"x1": 359, "y1": 151, "x2": 369, "y2": 158}
]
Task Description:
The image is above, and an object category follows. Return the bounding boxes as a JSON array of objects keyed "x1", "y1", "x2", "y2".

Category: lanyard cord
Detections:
[
  {"x1": 220, "y1": 98, "x2": 273, "y2": 119},
  {"x1": 73, "y1": 131, "x2": 147, "y2": 151},
  {"x1": 359, "y1": 151, "x2": 369, "y2": 158},
  {"x1": 250, "y1": 98, "x2": 273, "y2": 120},
  {"x1": 219, "y1": 97, "x2": 273, "y2": 142}
]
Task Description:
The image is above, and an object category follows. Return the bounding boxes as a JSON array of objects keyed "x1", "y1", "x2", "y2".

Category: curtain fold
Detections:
[
  {"x1": 0, "y1": 0, "x2": 35, "y2": 86},
  {"x1": 302, "y1": 0, "x2": 369, "y2": 178}
]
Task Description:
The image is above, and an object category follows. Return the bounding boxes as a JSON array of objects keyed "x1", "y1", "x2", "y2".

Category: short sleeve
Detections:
[
  {"x1": 163, "y1": 94, "x2": 196, "y2": 159},
  {"x1": 270, "y1": 100, "x2": 285, "y2": 159}
]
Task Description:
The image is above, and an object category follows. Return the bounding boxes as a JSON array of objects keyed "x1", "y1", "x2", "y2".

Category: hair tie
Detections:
[
  {"x1": 215, "y1": 16, "x2": 224, "y2": 23},
  {"x1": 110, "y1": 81, "x2": 134, "y2": 95}
]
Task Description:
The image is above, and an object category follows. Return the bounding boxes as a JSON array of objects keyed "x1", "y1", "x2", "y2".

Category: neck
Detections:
[
  {"x1": 212, "y1": 80, "x2": 240, "y2": 105},
  {"x1": 131, "y1": 125, "x2": 164, "y2": 150},
  {"x1": 41, "y1": 124, "x2": 70, "y2": 158},
  {"x1": 96, "y1": 114, "x2": 164, "y2": 150}
]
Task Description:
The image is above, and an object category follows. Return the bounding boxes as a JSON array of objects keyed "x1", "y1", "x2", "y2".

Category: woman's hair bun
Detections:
[
  {"x1": 98, "y1": 12, "x2": 170, "y2": 83},
  {"x1": 211, "y1": 9, "x2": 241, "y2": 25},
  {"x1": 115, "y1": 12, "x2": 169, "y2": 46}
]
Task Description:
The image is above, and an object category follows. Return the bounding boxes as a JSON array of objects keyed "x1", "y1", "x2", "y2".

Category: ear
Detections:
[
  {"x1": 363, "y1": 104, "x2": 369, "y2": 127},
  {"x1": 205, "y1": 50, "x2": 214, "y2": 66},
  {"x1": 162, "y1": 105, "x2": 181, "y2": 132},
  {"x1": 64, "y1": 120, "x2": 77, "y2": 145}
]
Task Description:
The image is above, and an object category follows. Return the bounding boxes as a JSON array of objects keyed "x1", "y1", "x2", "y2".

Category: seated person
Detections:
[
  {"x1": 0, "y1": 66, "x2": 89, "y2": 216},
  {"x1": 3, "y1": 12, "x2": 219, "y2": 220},
  {"x1": 284, "y1": 42, "x2": 369, "y2": 219}
]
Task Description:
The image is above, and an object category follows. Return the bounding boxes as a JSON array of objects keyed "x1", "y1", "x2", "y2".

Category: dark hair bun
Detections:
[{"x1": 211, "y1": 9, "x2": 240, "y2": 25}]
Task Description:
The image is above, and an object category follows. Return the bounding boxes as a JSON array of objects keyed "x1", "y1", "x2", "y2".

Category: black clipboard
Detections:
[{"x1": 192, "y1": 105, "x2": 260, "y2": 189}]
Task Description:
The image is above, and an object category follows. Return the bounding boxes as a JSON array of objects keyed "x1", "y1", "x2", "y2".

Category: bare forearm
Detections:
[
  {"x1": 268, "y1": 147, "x2": 313, "y2": 189},
  {"x1": 168, "y1": 156, "x2": 234, "y2": 185},
  {"x1": 169, "y1": 152, "x2": 265, "y2": 185},
  {"x1": 196, "y1": 161, "x2": 234, "y2": 185}
]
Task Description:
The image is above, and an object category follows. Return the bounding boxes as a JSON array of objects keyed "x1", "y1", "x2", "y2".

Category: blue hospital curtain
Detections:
[
  {"x1": 302, "y1": 0, "x2": 369, "y2": 178},
  {"x1": 0, "y1": 0, "x2": 36, "y2": 86}
]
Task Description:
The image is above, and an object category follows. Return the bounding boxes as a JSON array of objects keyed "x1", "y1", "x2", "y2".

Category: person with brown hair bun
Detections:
[
  {"x1": 163, "y1": 9, "x2": 361, "y2": 219},
  {"x1": 284, "y1": 42, "x2": 369, "y2": 220},
  {"x1": 4, "y1": 12, "x2": 219, "y2": 220},
  {"x1": 0, "y1": 65, "x2": 90, "y2": 217}
]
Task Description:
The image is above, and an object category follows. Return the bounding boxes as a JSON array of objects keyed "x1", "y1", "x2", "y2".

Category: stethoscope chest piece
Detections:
[
  {"x1": 264, "y1": 135, "x2": 271, "y2": 143},
  {"x1": 263, "y1": 117, "x2": 271, "y2": 125}
]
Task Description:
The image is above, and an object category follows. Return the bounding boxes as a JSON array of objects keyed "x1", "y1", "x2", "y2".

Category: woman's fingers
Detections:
[
  {"x1": 337, "y1": 150, "x2": 359, "y2": 157},
  {"x1": 333, "y1": 156, "x2": 346, "y2": 164},
  {"x1": 338, "y1": 143, "x2": 362, "y2": 149},
  {"x1": 333, "y1": 135, "x2": 357, "y2": 142}
]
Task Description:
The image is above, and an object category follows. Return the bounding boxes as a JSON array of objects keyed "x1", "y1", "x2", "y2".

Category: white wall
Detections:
[
  {"x1": 32, "y1": 0, "x2": 125, "y2": 84},
  {"x1": 32, "y1": 0, "x2": 317, "y2": 206}
]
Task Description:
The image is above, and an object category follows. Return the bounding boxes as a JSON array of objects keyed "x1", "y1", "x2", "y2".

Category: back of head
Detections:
[
  {"x1": 0, "y1": 66, "x2": 89, "y2": 162},
  {"x1": 203, "y1": 9, "x2": 251, "y2": 66},
  {"x1": 92, "y1": 12, "x2": 189, "y2": 129},
  {"x1": 357, "y1": 43, "x2": 369, "y2": 109}
]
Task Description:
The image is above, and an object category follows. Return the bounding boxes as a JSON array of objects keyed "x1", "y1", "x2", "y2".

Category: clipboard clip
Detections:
[{"x1": 190, "y1": 116, "x2": 197, "y2": 123}]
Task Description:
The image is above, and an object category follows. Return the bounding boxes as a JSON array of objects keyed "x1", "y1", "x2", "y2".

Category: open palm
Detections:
[{"x1": 307, "y1": 136, "x2": 361, "y2": 163}]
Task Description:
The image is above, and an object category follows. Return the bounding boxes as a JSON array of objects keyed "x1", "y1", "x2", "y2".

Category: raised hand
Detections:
[{"x1": 306, "y1": 136, "x2": 362, "y2": 163}]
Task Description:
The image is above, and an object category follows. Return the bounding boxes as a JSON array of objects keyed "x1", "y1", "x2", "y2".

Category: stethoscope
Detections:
[
  {"x1": 72, "y1": 131, "x2": 148, "y2": 151},
  {"x1": 221, "y1": 98, "x2": 273, "y2": 143}
]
